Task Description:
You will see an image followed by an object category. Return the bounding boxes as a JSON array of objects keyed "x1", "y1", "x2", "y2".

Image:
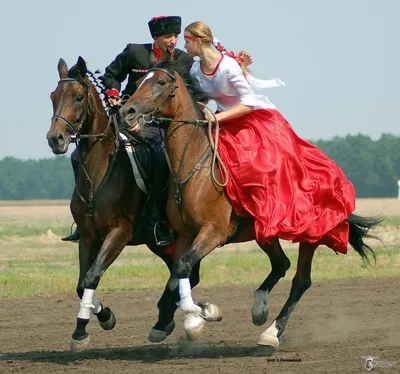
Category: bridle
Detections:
[
  {"x1": 51, "y1": 77, "x2": 92, "y2": 142},
  {"x1": 137, "y1": 67, "x2": 179, "y2": 124},
  {"x1": 136, "y1": 67, "x2": 209, "y2": 127}
]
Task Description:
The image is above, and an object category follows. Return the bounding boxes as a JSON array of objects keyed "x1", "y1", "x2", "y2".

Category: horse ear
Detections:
[
  {"x1": 58, "y1": 58, "x2": 68, "y2": 79},
  {"x1": 76, "y1": 56, "x2": 87, "y2": 78}
]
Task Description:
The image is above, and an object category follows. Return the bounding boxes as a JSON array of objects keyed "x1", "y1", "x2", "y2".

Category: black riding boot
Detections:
[
  {"x1": 152, "y1": 193, "x2": 177, "y2": 247},
  {"x1": 62, "y1": 153, "x2": 80, "y2": 242},
  {"x1": 144, "y1": 124, "x2": 177, "y2": 246}
]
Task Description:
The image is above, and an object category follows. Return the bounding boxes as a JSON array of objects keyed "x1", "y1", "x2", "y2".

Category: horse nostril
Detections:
[
  {"x1": 125, "y1": 106, "x2": 136, "y2": 116},
  {"x1": 58, "y1": 133, "x2": 64, "y2": 141}
]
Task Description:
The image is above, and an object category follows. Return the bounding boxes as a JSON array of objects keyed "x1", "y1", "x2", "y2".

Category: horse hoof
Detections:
[
  {"x1": 98, "y1": 308, "x2": 116, "y2": 331},
  {"x1": 148, "y1": 320, "x2": 175, "y2": 343},
  {"x1": 252, "y1": 290, "x2": 269, "y2": 326},
  {"x1": 184, "y1": 313, "x2": 205, "y2": 341},
  {"x1": 199, "y1": 302, "x2": 223, "y2": 322},
  {"x1": 257, "y1": 332, "x2": 279, "y2": 347},
  {"x1": 257, "y1": 321, "x2": 279, "y2": 347},
  {"x1": 70, "y1": 334, "x2": 90, "y2": 352}
]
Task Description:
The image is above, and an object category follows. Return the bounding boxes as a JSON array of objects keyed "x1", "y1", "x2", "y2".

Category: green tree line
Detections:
[
  {"x1": 0, "y1": 156, "x2": 74, "y2": 200},
  {"x1": 0, "y1": 133, "x2": 399, "y2": 200}
]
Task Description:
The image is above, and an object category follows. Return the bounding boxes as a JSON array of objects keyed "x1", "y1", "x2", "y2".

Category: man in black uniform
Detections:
[
  {"x1": 63, "y1": 15, "x2": 196, "y2": 246},
  {"x1": 103, "y1": 16, "x2": 196, "y2": 101}
]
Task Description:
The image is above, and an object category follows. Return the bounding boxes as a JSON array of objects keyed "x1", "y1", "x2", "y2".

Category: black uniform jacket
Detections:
[{"x1": 102, "y1": 43, "x2": 202, "y2": 99}]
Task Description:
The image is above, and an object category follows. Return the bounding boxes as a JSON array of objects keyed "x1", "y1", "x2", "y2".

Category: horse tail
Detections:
[{"x1": 347, "y1": 213, "x2": 383, "y2": 265}]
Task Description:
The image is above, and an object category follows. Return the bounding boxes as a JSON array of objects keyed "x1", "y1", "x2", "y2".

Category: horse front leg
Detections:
[
  {"x1": 71, "y1": 237, "x2": 99, "y2": 351},
  {"x1": 257, "y1": 243, "x2": 314, "y2": 348},
  {"x1": 148, "y1": 256, "x2": 200, "y2": 342},
  {"x1": 70, "y1": 223, "x2": 131, "y2": 352},
  {"x1": 175, "y1": 224, "x2": 226, "y2": 341},
  {"x1": 149, "y1": 255, "x2": 222, "y2": 342}
]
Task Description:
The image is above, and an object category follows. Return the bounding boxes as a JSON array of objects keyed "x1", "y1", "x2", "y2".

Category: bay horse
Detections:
[
  {"x1": 46, "y1": 57, "x2": 221, "y2": 351},
  {"x1": 119, "y1": 57, "x2": 381, "y2": 347}
]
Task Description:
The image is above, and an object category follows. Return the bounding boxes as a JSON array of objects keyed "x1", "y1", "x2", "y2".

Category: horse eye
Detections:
[
  {"x1": 157, "y1": 80, "x2": 167, "y2": 86},
  {"x1": 76, "y1": 95, "x2": 84, "y2": 102}
]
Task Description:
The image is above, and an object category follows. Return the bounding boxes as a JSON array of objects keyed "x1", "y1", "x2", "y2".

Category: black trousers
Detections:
[{"x1": 140, "y1": 123, "x2": 169, "y2": 220}]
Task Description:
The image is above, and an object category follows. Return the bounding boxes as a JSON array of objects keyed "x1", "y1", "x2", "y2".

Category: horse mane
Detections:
[{"x1": 68, "y1": 64, "x2": 108, "y2": 109}]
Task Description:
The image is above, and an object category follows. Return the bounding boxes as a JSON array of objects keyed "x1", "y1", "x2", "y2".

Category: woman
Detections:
[{"x1": 183, "y1": 21, "x2": 356, "y2": 254}]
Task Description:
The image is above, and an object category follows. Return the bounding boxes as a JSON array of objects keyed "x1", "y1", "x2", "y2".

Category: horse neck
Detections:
[
  {"x1": 76, "y1": 83, "x2": 117, "y2": 190},
  {"x1": 166, "y1": 88, "x2": 209, "y2": 170},
  {"x1": 87, "y1": 84, "x2": 112, "y2": 142}
]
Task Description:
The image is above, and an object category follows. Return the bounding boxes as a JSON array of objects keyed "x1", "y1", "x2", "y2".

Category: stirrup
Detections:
[
  {"x1": 153, "y1": 221, "x2": 177, "y2": 247},
  {"x1": 61, "y1": 223, "x2": 80, "y2": 243}
]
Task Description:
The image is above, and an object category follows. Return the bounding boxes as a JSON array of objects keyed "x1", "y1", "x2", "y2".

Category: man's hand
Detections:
[
  {"x1": 128, "y1": 120, "x2": 141, "y2": 133},
  {"x1": 108, "y1": 97, "x2": 122, "y2": 107},
  {"x1": 238, "y1": 51, "x2": 253, "y2": 67}
]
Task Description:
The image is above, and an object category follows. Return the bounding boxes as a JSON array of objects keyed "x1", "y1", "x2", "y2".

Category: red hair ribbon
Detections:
[
  {"x1": 213, "y1": 38, "x2": 244, "y2": 65},
  {"x1": 184, "y1": 35, "x2": 198, "y2": 41}
]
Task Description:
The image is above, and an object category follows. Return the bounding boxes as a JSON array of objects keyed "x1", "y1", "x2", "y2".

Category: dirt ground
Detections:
[{"x1": 0, "y1": 277, "x2": 398, "y2": 373}]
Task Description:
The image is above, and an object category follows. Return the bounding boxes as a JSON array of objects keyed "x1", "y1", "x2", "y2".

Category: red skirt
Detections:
[{"x1": 215, "y1": 109, "x2": 356, "y2": 254}]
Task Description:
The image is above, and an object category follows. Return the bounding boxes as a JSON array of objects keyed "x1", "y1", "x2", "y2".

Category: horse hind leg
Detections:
[
  {"x1": 252, "y1": 238, "x2": 290, "y2": 326},
  {"x1": 258, "y1": 242, "x2": 314, "y2": 348}
]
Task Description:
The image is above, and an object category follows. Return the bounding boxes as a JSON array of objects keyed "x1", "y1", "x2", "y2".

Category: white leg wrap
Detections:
[
  {"x1": 265, "y1": 320, "x2": 279, "y2": 337},
  {"x1": 178, "y1": 278, "x2": 201, "y2": 314},
  {"x1": 78, "y1": 289, "x2": 94, "y2": 319},
  {"x1": 91, "y1": 295, "x2": 102, "y2": 314}
]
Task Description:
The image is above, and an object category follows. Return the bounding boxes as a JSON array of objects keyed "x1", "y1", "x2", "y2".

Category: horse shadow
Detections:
[{"x1": 0, "y1": 343, "x2": 284, "y2": 365}]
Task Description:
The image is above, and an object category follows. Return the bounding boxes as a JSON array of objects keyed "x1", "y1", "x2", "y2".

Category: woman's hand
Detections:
[
  {"x1": 204, "y1": 110, "x2": 216, "y2": 123},
  {"x1": 238, "y1": 51, "x2": 253, "y2": 67}
]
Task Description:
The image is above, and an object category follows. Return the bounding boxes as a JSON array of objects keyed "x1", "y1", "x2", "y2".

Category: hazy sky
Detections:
[{"x1": 1, "y1": 0, "x2": 398, "y2": 159}]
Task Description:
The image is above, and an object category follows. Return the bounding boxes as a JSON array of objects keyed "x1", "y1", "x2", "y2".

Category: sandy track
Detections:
[{"x1": 0, "y1": 277, "x2": 398, "y2": 373}]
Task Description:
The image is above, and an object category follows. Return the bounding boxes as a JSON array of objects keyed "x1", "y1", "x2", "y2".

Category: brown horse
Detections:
[
  {"x1": 120, "y1": 58, "x2": 381, "y2": 347},
  {"x1": 46, "y1": 57, "x2": 221, "y2": 351}
]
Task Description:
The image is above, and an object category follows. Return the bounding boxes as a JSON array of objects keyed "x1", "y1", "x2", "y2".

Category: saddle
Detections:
[{"x1": 119, "y1": 129, "x2": 152, "y2": 194}]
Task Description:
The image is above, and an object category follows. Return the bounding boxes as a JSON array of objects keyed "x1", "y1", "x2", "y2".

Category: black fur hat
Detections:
[{"x1": 148, "y1": 16, "x2": 182, "y2": 38}]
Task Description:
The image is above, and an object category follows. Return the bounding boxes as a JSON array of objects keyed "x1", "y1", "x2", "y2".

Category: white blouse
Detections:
[{"x1": 190, "y1": 55, "x2": 282, "y2": 112}]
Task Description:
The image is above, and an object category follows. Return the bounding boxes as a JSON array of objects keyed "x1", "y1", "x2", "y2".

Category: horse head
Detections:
[
  {"x1": 120, "y1": 53, "x2": 183, "y2": 133},
  {"x1": 47, "y1": 56, "x2": 92, "y2": 154}
]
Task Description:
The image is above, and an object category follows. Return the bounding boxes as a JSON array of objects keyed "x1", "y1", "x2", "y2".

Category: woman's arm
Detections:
[
  {"x1": 214, "y1": 104, "x2": 253, "y2": 122},
  {"x1": 213, "y1": 58, "x2": 256, "y2": 122}
]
